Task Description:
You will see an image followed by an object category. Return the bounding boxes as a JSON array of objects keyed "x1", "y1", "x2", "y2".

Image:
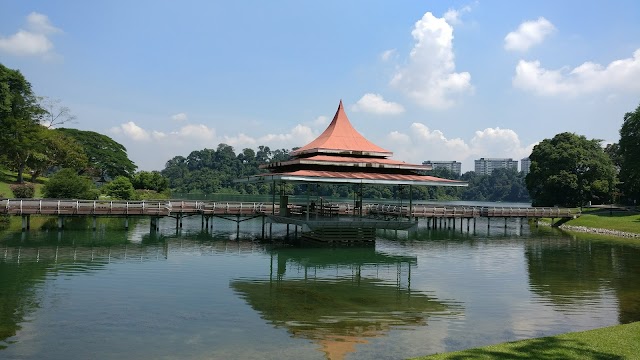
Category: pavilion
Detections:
[{"x1": 237, "y1": 100, "x2": 467, "y2": 242}]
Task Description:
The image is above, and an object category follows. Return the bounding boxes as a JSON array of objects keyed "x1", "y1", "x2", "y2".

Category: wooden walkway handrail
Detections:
[{"x1": 0, "y1": 199, "x2": 577, "y2": 219}]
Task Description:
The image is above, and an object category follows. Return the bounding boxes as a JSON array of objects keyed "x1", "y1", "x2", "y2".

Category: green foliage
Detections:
[
  {"x1": 135, "y1": 189, "x2": 170, "y2": 200},
  {"x1": 526, "y1": 132, "x2": 616, "y2": 207},
  {"x1": 131, "y1": 171, "x2": 169, "y2": 192},
  {"x1": 55, "y1": 128, "x2": 137, "y2": 179},
  {"x1": 618, "y1": 103, "x2": 640, "y2": 204},
  {"x1": 460, "y1": 168, "x2": 530, "y2": 202},
  {"x1": 9, "y1": 183, "x2": 35, "y2": 198},
  {"x1": 43, "y1": 168, "x2": 97, "y2": 199},
  {"x1": 102, "y1": 176, "x2": 136, "y2": 200},
  {"x1": 26, "y1": 128, "x2": 88, "y2": 181},
  {"x1": 0, "y1": 63, "x2": 47, "y2": 183}
]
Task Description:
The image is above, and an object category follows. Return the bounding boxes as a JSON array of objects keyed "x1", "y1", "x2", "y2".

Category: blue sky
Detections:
[{"x1": 2, "y1": 1, "x2": 639, "y2": 172}]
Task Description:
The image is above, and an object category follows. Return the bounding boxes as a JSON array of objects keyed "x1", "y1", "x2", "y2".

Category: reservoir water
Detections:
[{"x1": 1, "y1": 215, "x2": 639, "y2": 359}]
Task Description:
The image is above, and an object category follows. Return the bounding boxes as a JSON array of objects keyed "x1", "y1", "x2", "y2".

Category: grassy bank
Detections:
[
  {"x1": 415, "y1": 322, "x2": 640, "y2": 359},
  {"x1": 566, "y1": 210, "x2": 640, "y2": 234},
  {"x1": 0, "y1": 170, "x2": 46, "y2": 198}
]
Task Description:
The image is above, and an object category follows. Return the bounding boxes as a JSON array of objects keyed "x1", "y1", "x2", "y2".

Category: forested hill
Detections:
[{"x1": 160, "y1": 143, "x2": 531, "y2": 202}]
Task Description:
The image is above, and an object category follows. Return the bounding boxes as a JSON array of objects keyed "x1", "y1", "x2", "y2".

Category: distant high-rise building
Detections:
[
  {"x1": 422, "y1": 161, "x2": 462, "y2": 176},
  {"x1": 474, "y1": 158, "x2": 518, "y2": 175},
  {"x1": 521, "y1": 157, "x2": 531, "y2": 175}
]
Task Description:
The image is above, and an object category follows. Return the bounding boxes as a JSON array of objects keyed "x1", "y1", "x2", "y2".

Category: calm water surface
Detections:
[{"x1": 1, "y1": 216, "x2": 639, "y2": 360}]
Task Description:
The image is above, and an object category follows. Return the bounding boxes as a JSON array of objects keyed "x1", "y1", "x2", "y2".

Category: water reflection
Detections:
[
  {"x1": 232, "y1": 247, "x2": 460, "y2": 360},
  {"x1": 526, "y1": 234, "x2": 640, "y2": 324}
]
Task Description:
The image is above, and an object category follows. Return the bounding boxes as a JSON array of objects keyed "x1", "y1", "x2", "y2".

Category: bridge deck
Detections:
[{"x1": 0, "y1": 199, "x2": 577, "y2": 219}]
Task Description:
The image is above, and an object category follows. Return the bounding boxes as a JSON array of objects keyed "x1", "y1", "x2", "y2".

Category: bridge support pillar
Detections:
[
  {"x1": 125, "y1": 217, "x2": 129, "y2": 230},
  {"x1": 58, "y1": 216, "x2": 64, "y2": 230},
  {"x1": 487, "y1": 218, "x2": 490, "y2": 231},
  {"x1": 21, "y1": 215, "x2": 30, "y2": 231},
  {"x1": 236, "y1": 215, "x2": 240, "y2": 239},
  {"x1": 286, "y1": 224, "x2": 290, "y2": 239},
  {"x1": 261, "y1": 215, "x2": 265, "y2": 240},
  {"x1": 93, "y1": 216, "x2": 97, "y2": 231},
  {"x1": 504, "y1": 217, "x2": 508, "y2": 229},
  {"x1": 452, "y1": 218, "x2": 455, "y2": 230}
]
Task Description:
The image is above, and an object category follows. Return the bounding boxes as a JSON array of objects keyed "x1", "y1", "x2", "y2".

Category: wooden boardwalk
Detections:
[
  {"x1": 0, "y1": 199, "x2": 577, "y2": 235},
  {"x1": 0, "y1": 199, "x2": 577, "y2": 219}
]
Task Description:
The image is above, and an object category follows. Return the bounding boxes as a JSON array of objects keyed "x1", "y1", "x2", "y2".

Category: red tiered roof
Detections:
[
  {"x1": 239, "y1": 100, "x2": 466, "y2": 187},
  {"x1": 291, "y1": 100, "x2": 392, "y2": 157}
]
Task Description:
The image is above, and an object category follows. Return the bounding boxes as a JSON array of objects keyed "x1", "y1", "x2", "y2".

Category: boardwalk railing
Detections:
[{"x1": 0, "y1": 199, "x2": 577, "y2": 219}]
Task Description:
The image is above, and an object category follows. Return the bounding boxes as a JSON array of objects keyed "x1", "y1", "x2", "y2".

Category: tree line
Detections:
[
  {"x1": 161, "y1": 145, "x2": 531, "y2": 202},
  {"x1": 4, "y1": 62, "x2": 639, "y2": 206}
]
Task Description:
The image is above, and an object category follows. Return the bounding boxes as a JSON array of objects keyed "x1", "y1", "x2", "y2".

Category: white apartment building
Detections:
[
  {"x1": 521, "y1": 157, "x2": 531, "y2": 175},
  {"x1": 474, "y1": 158, "x2": 518, "y2": 175}
]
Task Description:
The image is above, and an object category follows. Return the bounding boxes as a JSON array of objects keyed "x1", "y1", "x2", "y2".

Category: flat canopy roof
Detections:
[{"x1": 237, "y1": 169, "x2": 468, "y2": 187}]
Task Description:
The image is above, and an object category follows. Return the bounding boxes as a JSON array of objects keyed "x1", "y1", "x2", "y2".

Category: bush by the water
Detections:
[
  {"x1": 43, "y1": 168, "x2": 98, "y2": 199},
  {"x1": 102, "y1": 176, "x2": 136, "y2": 200},
  {"x1": 10, "y1": 183, "x2": 35, "y2": 198}
]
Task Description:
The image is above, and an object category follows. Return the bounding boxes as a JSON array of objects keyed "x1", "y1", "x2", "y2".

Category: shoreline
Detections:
[{"x1": 558, "y1": 224, "x2": 640, "y2": 238}]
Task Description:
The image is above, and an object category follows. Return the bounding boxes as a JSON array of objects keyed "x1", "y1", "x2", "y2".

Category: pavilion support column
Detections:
[{"x1": 236, "y1": 215, "x2": 240, "y2": 239}]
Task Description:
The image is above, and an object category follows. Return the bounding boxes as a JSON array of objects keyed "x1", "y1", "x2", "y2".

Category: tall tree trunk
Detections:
[{"x1": 17, "y1": 162, "x2": 25, "y2": 183}]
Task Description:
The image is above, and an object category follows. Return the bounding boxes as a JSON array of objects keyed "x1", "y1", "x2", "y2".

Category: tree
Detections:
[
  {"x1": 26, "y1": 129, "x2": 88, "y2": 181},
  {"x1": 132, "y1": 171, "x2": 169, "y2": 193},
  {"x1": 0, "y1": 63, "x2": 46, "y2": 183},
  {"x1": 55, "y1": 128, "x2": 137, "y2": 179},
  {"x1": 39, "y1": 97, "x2": 77, "y2": 128},
  {"x1": 102, "y1": 176, "x2": 135, "y2": 200},
  {"x1": 618, "y1": 103, "x2": 640, "y2": 204},
  {"x1": 43, "y1": 168, "x2": 97, "y2": 199},
  {"x1": 526, "y1": 132, "x2": 616, "y2": 207}
]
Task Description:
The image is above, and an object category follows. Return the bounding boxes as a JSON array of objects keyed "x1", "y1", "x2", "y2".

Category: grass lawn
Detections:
[
  {"x1": 416, "y1": 322, "x2": 640, "y2": 360},
  {"x1": 0, "y1": 169, "x2": 46, "y2": 198},
  {"x1": 567, "y1": 210, "x2": 640, "y2": 234}
]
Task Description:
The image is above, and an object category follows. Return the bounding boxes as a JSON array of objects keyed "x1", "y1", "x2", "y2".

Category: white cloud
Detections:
[
  {"x1": 443, "y1": 5, "x2": 471, "y2": 25},
  {"x1": 512, "y1": 49, "x2": 640, "y2": 96},
  {"x1": 0, "y1": 12, "x2": 61, "y2": 57},
  {"x1": 111, "y1": 121, "x2": 151, "y2": 141},
  {"x1": 384, "y1": 124, "x2": 534, "y2": 171},
  {"x1": 173, "y1": 124, "x2": 216, "y2": 141},
  {"x1": 390, "y1": 12, "x2": 472, "y2": 109},
  {"x1": 351, "y1": 93, "x2": 405, "y2": 115},
  {"x1": 26, "y1": 12, "x2": 61, "y2": 34},
  {"x1": 171, "y1": 113, "x2": 188, "y2": 121},
  {"x1": 380, "y1": 49, "x2": 396, "y2": 62},
  {"x1": 311, "y1": 115, "x2": 329, "y2": 127},
  {"x1": 504, "y1": 17, "x2": 555, "y2": 52}
]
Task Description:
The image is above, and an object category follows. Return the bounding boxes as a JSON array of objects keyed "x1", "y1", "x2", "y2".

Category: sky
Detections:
[{"x1": 1, "y1": 1, "x2": 639, "y2": 172}]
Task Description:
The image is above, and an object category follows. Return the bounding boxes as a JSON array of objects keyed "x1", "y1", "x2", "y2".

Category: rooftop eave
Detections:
[
  {"x1": 235, "y1": 174, "x2": 468, "y2": 187},
  {"x1": 290, "y1": 148, "x2": 393, "y2": 158}
]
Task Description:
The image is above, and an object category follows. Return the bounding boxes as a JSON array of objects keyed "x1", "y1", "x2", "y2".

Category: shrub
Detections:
[
  {"x1": 102, "y1": 176, "x2": 136, "y2": 200},
  {"x1": 43, "y1": 168, "x2": 97, "y2": 199},
  {"x1": 10, "y1": 183, "x2": 35, "y2": 198}
]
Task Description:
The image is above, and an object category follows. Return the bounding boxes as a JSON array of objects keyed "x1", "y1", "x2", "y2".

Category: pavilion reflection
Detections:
[{"x1": 231, "y1": 247, "x2": 459, "y2": 360}]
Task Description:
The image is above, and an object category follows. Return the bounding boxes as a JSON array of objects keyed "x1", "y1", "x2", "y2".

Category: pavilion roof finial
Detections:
[{"x1": 290, "y1": 100, "x2": 392, "y2": 157}]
